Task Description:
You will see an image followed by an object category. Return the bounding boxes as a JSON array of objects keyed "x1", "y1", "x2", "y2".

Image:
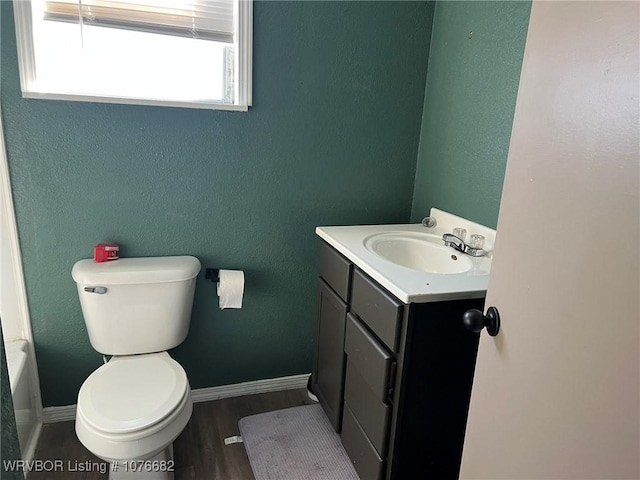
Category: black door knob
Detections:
[{"x1": 463, "y1": 306, "x2": 500, "y2": 336}]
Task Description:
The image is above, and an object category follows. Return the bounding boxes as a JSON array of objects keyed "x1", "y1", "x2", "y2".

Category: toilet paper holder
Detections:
[{"x1": 205, "y1": 268, "x2": 220, "y2": 283}]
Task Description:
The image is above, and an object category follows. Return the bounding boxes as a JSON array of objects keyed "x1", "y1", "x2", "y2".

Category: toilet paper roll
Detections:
[{"x1": 217, "y1": 269, "x2": 244, "y2": 309}]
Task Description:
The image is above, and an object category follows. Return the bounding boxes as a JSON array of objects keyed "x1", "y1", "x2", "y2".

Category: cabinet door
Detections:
[{"x1": 312, "y1": 278, "x2": 348, "y2": 432}]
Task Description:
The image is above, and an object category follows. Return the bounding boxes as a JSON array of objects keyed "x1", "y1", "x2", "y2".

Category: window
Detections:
[{"x1": 13, "y1": 0, "x2": 252, "y2": 110}]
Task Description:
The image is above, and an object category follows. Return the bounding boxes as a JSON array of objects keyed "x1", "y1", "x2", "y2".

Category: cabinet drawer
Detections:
[
  {"x1": 345, "y1": 313, "x2": 394, "y2": 403},
  {"x1": 344, "y1": 361, "x2": 391, "y2": 456},
  {"x1": 341, "y1": 404, "x2": 385, "y2": 480},
  {"x1": 351, "y1": 269, "x2": 403, "y2": 351},
  {"x1": 319, "y1": 241, "x2": 353, "y2": 302}
]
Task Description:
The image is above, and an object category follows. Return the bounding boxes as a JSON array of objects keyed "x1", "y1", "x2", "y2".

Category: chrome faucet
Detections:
[{"x1": 442, "y1": 233, "x2": 486, "y2": 257}]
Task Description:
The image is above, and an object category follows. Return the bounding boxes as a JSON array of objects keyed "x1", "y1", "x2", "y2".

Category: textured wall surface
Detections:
[
  {"x1": 1, "y1": 1, "x2": 434, "y2": 407},
  {"x1": 411, "y1": 1, "x2": 531, "y2": 228}
]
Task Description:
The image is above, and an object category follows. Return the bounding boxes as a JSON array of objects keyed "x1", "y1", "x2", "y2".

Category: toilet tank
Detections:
[{"x1": 72, "y1": 256, "x2": 201, "y2": 355}]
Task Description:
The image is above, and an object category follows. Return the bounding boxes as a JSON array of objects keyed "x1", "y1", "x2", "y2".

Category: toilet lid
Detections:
[{"x1": 78, "y1": 353, "x2": 188, "y2": 434}]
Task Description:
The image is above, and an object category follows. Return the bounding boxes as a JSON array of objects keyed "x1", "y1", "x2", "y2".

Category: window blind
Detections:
[{"x1": 43, "y1": 0, "x2": 234, "y2": 43}]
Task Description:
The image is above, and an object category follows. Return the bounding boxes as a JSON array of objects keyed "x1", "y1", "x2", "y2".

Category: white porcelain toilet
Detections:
[{"x1": 72, "y1": 256, "x2": 201, "y2": 479}]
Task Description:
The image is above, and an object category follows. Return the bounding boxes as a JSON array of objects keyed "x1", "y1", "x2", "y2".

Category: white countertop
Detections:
[{"x1": 316, "y1": 209, "x2": 496, "y2": 304}]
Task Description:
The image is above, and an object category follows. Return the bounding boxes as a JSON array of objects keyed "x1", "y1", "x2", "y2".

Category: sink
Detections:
[
  {"x1": 316, "y1": 209, "x2": 496, "y2": 302},
  {"x1": 363, "y1": 232, "x2": 473, "y2": 274}
]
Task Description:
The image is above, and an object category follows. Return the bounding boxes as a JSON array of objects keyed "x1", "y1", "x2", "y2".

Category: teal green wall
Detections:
[
  {"x1": 411, "y1": 1, "x2": 531, "y2": 228},
  {"x1": 1, "y1": 2, "x2": 434, "y2": 407}
]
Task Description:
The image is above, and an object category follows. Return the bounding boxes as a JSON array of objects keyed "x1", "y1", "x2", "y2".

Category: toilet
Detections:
[{"x1": 72, "y1": 256, "x2": 201, "y2": 479}]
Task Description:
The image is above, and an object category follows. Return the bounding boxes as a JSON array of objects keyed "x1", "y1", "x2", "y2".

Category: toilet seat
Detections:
[
  {"x1": 77, "y1": 352, "x2": 188, "y2": 435},
  {"x1": 76, "y1": 384, "x2": 192, "y2": 463}
]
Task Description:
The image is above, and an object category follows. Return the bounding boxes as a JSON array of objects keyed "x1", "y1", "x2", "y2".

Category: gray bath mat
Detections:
[{"x1": 238, "y1": 404, "x2": 359, "y2": 480}]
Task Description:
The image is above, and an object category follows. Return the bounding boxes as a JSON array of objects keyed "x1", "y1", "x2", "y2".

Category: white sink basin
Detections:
[
  {"x1": 364, "y1": 232, "x2": 473, "y2": 274},
  {"x1": 316, "y1": 208, "x2": 496, "y2": 303}
]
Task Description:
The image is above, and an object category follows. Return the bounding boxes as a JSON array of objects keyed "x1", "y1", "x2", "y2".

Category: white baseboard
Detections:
[
  {"x1": 42, "y1": 373, "x2": 311, "y2": 423},
  {"x1": 189, "y1": 373, "x2": 309, "y2": 403},
  {"x1": 42, "y1": 404, "x2": 77, "y2": 423}
]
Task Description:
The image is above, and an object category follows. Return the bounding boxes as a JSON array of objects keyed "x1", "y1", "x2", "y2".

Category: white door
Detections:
[{"x1": 460, "y1": 1, "x2": 639, "y2": 479}]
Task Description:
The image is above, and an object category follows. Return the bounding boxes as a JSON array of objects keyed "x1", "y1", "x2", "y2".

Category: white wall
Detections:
[
  {"x1": 1, "y1": 193, "x2": 25, "y2": 340},
  {"x1": 0, "y1": 109, "x2": 43, "y2": 464},
  {"x1": 0, "y1": 105, "x2": 31, "y2": 341}
]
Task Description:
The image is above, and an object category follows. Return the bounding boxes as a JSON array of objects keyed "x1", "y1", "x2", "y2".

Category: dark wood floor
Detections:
[{"x1": 29, "y1": 388, "x2": 315, "y2": 480}]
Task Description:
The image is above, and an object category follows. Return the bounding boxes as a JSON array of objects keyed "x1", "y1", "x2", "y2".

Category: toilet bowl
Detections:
[
  {"x1": 76, "y1": 353, "x2": 192, "y2": 466},
  {"x1": 72, "y1": 256, "x2": 201, "y2": 479}
]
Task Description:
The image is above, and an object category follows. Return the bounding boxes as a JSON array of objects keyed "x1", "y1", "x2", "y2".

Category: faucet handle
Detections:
[
  {"x1": 453, "y1": 227, "x2": 467, "y2": 241},
  {"x1": 469, "y1": 234, "x2": 485, "y2": 250}
]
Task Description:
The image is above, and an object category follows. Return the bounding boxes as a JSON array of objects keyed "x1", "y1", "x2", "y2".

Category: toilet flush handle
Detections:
[{"x1": 84, "y1": 286, "x2": 108, "y2": 294}]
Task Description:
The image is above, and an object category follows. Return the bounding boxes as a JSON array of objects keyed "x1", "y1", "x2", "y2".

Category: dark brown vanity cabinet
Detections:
[
  {"x1": 312, "y1": 240, "x2": 484, "y2": 480},
  {"x1": 312, "y1": 242, "x2": 353, "y2": 431}
]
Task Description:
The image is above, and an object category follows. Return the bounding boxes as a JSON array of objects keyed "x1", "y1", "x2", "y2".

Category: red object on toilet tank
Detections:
[{"x1": 93, "y1": 243, "x2": 119, "y2": 262}]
